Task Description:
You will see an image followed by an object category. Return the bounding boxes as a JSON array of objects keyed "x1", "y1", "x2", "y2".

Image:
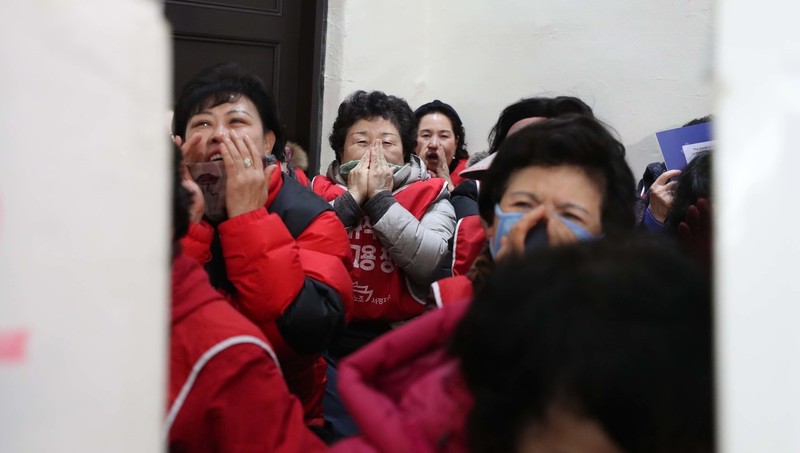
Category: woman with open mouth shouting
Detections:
[
  {"x1": 171, "y1": 62, "x2": 353, "y2": 438},
  {"x1": 414, "y1": 99, "x2": 470, "y2": 191}
]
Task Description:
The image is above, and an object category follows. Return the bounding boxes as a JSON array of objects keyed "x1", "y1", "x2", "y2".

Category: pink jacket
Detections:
[{"x1": 331, "y1": 302, "x2": 473, "y2": 453}]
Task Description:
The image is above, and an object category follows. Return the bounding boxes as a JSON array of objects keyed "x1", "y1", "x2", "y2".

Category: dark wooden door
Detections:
[{"x1": 165, "y1": 0, "x2": 326, "y2": 174}]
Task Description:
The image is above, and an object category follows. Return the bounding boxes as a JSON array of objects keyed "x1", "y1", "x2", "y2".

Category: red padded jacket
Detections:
[
  {"x1": 168, "y1": 253, "x2": 326, "y2": 453},
  {"x1": 180, "y1": 170, "x2": 353, "y2": 426}
]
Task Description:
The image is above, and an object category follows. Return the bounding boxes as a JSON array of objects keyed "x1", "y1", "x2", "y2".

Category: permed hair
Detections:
[
  {"x1": 172, "y1": 62, "x2": 286, "y2": 160},
  {"x1": 328, "y1": 90, "x2": 417, "y2": 163},
  {"x1": 477, "y1": 114, "x2": 636, "y2": 238}
]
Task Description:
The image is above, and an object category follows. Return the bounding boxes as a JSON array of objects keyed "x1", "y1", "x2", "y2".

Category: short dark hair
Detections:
[
  {"x1": 665, "y1": 150, "x2": 711, "y2": 230},
  {"x1": 487, "y1": 96, "x2": 594, "y2": 155},
  {"x1": 414, "y1": 99, "x2": 469, "y2": 161},
  {"x1": 328, "y1": 90, "x2": 417, "y2": 162},
  {"x1": 683, "y1": 115, "x2": 712, "y2": 127},
  {"x1": 477, "y1": 114, "x2": 636, "y2": 238},
  {"x1": 450, "y1": 237, "x2": 714, "y2": 453},
  {"x1": 172, "y1": 62, "x2": 286, "y2": 160}
]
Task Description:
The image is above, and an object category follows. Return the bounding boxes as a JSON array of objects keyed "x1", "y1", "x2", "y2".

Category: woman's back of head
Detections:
[
  {"x1": 451, "y1": 237, "x2": 713, "y2": 453},
  {"x1": 487, "y1": 96, "x2": 595, "y2": 155}
]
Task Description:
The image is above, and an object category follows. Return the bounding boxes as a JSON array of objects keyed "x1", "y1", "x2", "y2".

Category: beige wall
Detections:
[
  {"x1": 320, "y1": 0, "x2": 712, "y2": 177},
  {"x1": 0, "y1": 1, "x2": 170, "y2": 451}
]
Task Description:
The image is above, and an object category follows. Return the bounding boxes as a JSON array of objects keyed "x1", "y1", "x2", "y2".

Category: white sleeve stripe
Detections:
[
  {"x1": 451, "y1": 217, "x2": 465, "y2": 272},
  {"x1": 431, "y1": 281, "x2": 444, "y2": 309},
  {"x1": 163, "y1": 335, "x2": 280, "y2": 439}
]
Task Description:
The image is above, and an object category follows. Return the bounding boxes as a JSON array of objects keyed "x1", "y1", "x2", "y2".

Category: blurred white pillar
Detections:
[
  {"x1": 0, "y1": 1, "x2": 171, "y2": 452},
  {"x1": 716, "y1": 1, "x2": 800, "y2": 451}
]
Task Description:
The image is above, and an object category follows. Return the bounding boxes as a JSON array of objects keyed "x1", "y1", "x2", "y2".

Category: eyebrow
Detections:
[
  {"x1": 555, "y1": 201, "x2": 591, "y2": 215},
  {"x1": 193, "y1": 109, "x2": 254, "y2": 118},
  {"x1": 350, "y1": 131, "x2": 398, "y2": 137},
  {"x1": 507, "y1": 191, "x2": 541, "y2": 202},
  {"x1": 227, "y1": 108, "x2": 254, "y2": 118}
]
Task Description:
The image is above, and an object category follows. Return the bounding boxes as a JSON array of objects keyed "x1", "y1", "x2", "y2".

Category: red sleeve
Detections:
[
  {"x1": 170, "y1": 345, "x2": 326, "y2": 453},
  {"x1": 218, "y1": 209, "x2": 305, "y2": 322},
  {"x1": 295, "y1": 210, "x2": 354, "y2": 317},
  {"x1": 179, "y1": 221, "x2": 215, "y2": 264},
  {"x1": 218, "y1": 208, "x2": 353, "y2": 325}
]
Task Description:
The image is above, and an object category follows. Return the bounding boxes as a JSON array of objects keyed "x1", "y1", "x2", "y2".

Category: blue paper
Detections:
[{"x1": 655, "y1": 122, "x2": 713, "y2": 170}]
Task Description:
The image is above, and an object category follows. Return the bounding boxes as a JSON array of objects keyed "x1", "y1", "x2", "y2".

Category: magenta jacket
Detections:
[{"x1": 330, "y1": 301, "x2": 473, "y2": 453}]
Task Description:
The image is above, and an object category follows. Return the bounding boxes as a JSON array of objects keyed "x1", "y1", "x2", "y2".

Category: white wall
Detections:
[
  {"x1": 0, "y1": 1, "x2": 170, "y2": 451},
  {"x1": 716, "y1": 0, "x2": 800, "y2": 451},
  {"x1": 321, "y1": 0, "x2": 712, "y2": 177}
]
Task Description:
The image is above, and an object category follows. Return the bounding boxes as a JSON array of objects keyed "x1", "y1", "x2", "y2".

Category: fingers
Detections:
[
  {"x1": 241, "y1": 134, "x2": 264, "y2": 171},
  {"x1": 180, "y1": 133, "x2": 204, "y2": 161},
  {"x1": 181, "y1": 162, "x2": 193, "y2": 182},
  {"x1": 223, "y1": 133, "x2": 245, "y2": 168},
  {"x1": 181, "y1": 178, "x2": 205, "y2": 223},
  {"x1": 436, "y1": 145, "x2": 449, "y2": 173},
  {"x1": 219, "y1": 136, "x2": 238, "y2": 175},
  {"x1": 685, "y1": 204, "x2": 701, "y2": 231},
  {"x1": 494, "y1": 235, "x2": 512, "y2": 262},
  {"x1": 218, "y1": 132, "x2": 260, "y2": 172},
  {"x1": 547, "y1": 217, "x2": 578, "y2": 247},
  {"x1": 505, "y1": 206, "x2": 547, "y2": 251},
  {"x1": 360, "y1": 144, "x2": 373, "y2": 168},
  {"x1": 695, "y1": 198, "x2": 711, "y2": 234},
  {"x1": 653, "y1": 169, "x2": 682, "y2": 187},
  {"x1": 369, "y1": 139, "x2": 382, "y2": 166},
  {"x1": 376, "y1": 143, "x2": 392, "y2": 169},
  {"x1": 263, "y1": 163, "x2": 278, "y2": 185}
]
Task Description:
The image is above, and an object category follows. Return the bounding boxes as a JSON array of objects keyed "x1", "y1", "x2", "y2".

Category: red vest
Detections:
[
  {"x1": 312, "y1": 176, "x2": 446, "y2": 322},
  {"x1": 452, "y1": 215, "x2": 486, "y2": 276}
]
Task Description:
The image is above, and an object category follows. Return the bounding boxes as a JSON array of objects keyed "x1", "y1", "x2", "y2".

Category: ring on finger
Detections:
[{"x1": 243, "y1": 157, "x2": 253, "y2": 168}]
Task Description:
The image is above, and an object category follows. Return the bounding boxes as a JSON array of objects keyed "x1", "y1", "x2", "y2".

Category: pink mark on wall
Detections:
[{"x1": 0, "y1": 329, "x2": 30, "y2": 363}]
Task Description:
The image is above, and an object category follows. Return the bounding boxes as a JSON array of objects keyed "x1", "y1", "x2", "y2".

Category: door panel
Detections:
[{"x1": 165, "y1": 0, "x2": 325, "y2": 174}]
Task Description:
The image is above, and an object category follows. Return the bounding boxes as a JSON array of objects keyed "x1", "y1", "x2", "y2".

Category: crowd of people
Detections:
[{"x1": 167, "y1": 62, "x2": 714, "y2": 452}]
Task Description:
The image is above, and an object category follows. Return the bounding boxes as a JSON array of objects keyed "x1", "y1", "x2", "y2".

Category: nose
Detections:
[
  {"x1": 428, "y1": 136, "x2": 439, "y2": 147},
  {"x1": 209, "y1": 123, "x2": 229, "y2": 143}
]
